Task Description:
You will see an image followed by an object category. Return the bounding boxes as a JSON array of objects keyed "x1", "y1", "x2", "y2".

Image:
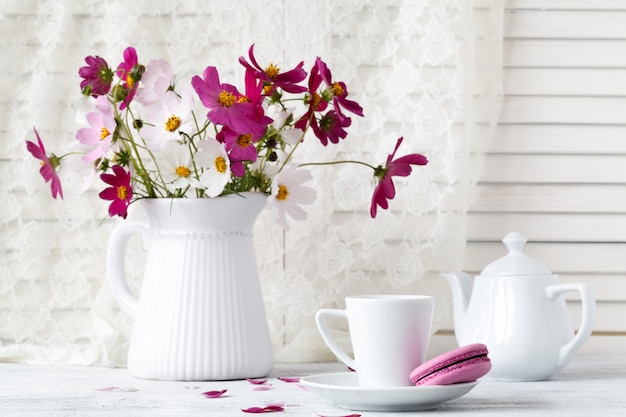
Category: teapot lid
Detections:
[{"x1": 481, "y1": 232, "x2": 552, "y2": 276}]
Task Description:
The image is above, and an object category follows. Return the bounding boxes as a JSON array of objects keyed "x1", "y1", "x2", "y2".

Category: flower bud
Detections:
[
  {"x1": 97, "y1": 158, "x2": 110, "y2": 172},
  {"x1": 112, "y1": 85, "x2": 128, "y2": 103},
  {"x1": 114, "y1": 150, "x2": 132, "y2": 167},
  {"x1": 81, "y1": 85, "x2": 93, "y2": 97},
  {"x1": 130, "y1": 64, "x2": 145, "y2": 84}
]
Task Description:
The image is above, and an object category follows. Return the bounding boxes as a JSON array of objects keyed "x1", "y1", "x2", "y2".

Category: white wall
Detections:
[{"x1": 457, "y1": 0, "x2": 626, "y2": 354}]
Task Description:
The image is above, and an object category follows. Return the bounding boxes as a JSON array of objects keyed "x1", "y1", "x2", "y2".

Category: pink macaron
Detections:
[{"x1": 410, "y1": 343, "x2": 492, "y2": 386}]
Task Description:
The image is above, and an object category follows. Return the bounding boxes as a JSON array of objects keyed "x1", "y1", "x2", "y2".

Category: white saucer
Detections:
[{"x1": 300, "y1": 372, "x2": 479, "y2": 412}]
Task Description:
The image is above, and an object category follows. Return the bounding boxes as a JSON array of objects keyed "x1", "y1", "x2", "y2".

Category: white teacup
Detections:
[{"x1": 315, "y1": 295, "x2": 435, "y2": 387}]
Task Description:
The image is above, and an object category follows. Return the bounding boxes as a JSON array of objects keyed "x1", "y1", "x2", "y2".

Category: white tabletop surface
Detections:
[{"x1": 1, "y1": 355, "x2": 624, "y2": 416}]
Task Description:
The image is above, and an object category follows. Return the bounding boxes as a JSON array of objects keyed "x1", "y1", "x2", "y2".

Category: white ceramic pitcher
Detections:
[{"x1": 107, "y1": 192, "x2": 274, "y2": 381}]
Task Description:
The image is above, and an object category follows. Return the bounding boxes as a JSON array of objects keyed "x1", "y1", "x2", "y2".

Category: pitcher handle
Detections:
[
  {"x1": 546, "y1": 283, "x2": 596, "y2": 369},
  {"x1": 315, "y1": 309, "x2": 356, "y2": 371},
  {"x1": 106, "y1": 220, "x2": 150, "y2": 317}
]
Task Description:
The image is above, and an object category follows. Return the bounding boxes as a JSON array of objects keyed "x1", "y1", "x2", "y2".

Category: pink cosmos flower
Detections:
[
  {"x1": 76, "y1": 95, "x2": 117, "y2": 161},
  {"x1": 191, "y1": 66, "x2": 257, "y2": 134},
  {"x1": 25, "y1": 127, "x2": 64, "y2": 199},
  {"x1": 115, "y1": 46, "x2": 141, "y2": 110},
  {"x1": 99, "y1": 165, "x2": 133, "y2": 218},
  {"x1": 316, "y1": 57, "x2": 364, "y2": 120},
  {"x1": 134, "y1": 59, "x2": 174, "y2": 106},
  {"x1": 239, "y1": 44, "x2": 307, "y2": 94},
  {"x1": 370, "y1": 137, "x2": 428, "y2": 218},
  {"x1": 79, "y1": 55, "x2": 113, "y2": 98}
]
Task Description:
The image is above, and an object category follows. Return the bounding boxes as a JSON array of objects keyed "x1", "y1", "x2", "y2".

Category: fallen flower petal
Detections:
[
  {"x1": 253, "y1": 385, "x2": 273, "y2": 391},
  {"x1": 247, "y1": 378, "x2": 268, "y2": 385},
  {"x1": 201, "y1": 389, "x2": 227, "y2": 398},
  {"x1": 277, "y1": 377, "x2": 300, "y2": 383},
  {"x1": 316, "y1": 414, "x2": 361, "y2": 417},
  {"x1": 94, "y1": 386, "x2": 138, "y2": 392},
  {"x1": 241, "y1": 405, "x2": 285, "y2": 413}
]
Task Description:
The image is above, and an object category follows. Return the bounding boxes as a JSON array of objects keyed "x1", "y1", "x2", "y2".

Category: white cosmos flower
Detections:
[
  {"x1": 160, "y1": 142, "x2": 203, "y2": 192},
  {"x1": 135, "y1": 59, "x2": 174, "y2": 106},
  {"x1": 280, "y1": 127, "x2": 304, "y2": 145},
  {"x1": 268, "y1": 164, "x2": 317, "y2": 229},
  {"x1": 140, "y1": 89, "x2": 194, "y2": 151},
  {"x1": 195, "y1": 138, "x2": 231, "y2": 197},
  {"x1": 268, "y1": 105, "x2": 303, "y2": 145}
]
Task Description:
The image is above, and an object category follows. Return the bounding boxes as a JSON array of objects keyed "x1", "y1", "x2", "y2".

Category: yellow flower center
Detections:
[
  {"x1": 214, "y1": 156, "x2": 227, "y2": 173},
  {"x1": 262, "y1": 84, "x2": 274, "y2": 95},
  {"x1": 331, "y1": 82, "x2": 344, "y2": 97},
  {"x1": 100, "y1": 127, "x2": 110, "y2": 141},
  {"x1": 117, "y1": 185, "x2": 128, "y2": 201},
  {"x1": 218, "y1": 90, "x2": 235, "y2": 107},
  {"x1": 175, "y1": 165, "x2": 190, "y2": 178},
  {"x1": 126, "y1": 74, "x2": 135, "y2": 88},
  {"x1": 265, "y1": 63, "x2": 280, "y2": 80},
  {"x1": 236, "y1": 134, "x2": 252, "y2": 148},
  {"x1": 165, "y1": 115, "x2": 181, "y2": 132},
  {"x1": 276, "y1": 184, "x2": 289, "y2": 201},
  {"x1": 311, "y1": 92, "x2": 322, "y2": 110}
]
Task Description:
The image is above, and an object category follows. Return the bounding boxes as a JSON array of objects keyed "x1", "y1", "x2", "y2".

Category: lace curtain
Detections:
[{"x1": 0, "y1": 0, "x2": 502, "y2": 365}]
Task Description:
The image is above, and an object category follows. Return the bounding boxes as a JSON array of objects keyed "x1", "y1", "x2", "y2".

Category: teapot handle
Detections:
[
  {"x1": 106, "y1": 220, "x2": 150, "y2": 317},
  {"x1": 546, "y1": 283, "x2": 596, "y2": 369}
]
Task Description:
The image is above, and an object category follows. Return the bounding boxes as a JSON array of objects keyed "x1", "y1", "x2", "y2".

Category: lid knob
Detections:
[
  {"x1": 481, "y1": 232, "x2": 552, "y2": 276},
  {"x1": 503, "y1": 231, "x2": 527, "y2": 254}
]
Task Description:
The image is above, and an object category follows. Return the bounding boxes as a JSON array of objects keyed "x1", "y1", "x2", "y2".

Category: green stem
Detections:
[{"x1": 298, "y1": 159, "x2": 377, "y2": 171}]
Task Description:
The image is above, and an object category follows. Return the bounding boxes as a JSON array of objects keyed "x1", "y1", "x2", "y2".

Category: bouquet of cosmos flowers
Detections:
[{"x1": 26, "y1": 45, "x2": 428, "y2": 227}]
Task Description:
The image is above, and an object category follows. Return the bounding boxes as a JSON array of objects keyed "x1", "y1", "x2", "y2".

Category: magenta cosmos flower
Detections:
[
  {"x1": 115, "y1": 46, "x2": 142, "y2": 110},
  {"x1": 217, "y1": 126, "x2": 261, "y2": 177},
  {"x1": 313, "y1": 109, "x2": 352, "y2": 146},
  {"x1": 79, "y1": 55, "x2": 113, "y2": 98},
  {"x1": 191, "y1": 66, "x2": 259, "y2": 134},
  {"x1": 25, "y1": 127, "x2": 63, "y2": 199},
  {"x1": 239, "y1": 44, "x2": 307, "y2": 94},
  {"x1": 294, "y1": 61, "x2": 328, "y2": 136},
  {"x1": 99, "y1": 165, "x2": 132, "y2": 218},
  {"x1": 239, "y1": 68, "x2": 273, "y2": 131},
  {"x1": 370, "y1": 137, "x2": 428, "y2": 218},
  {"x1": 316, "y1": 57, "x2": 364, "y2": 120}
]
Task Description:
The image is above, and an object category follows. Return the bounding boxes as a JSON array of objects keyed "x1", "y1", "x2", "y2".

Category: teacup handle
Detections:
[
  {"x1": 106, "y1": 220, "x2": 150, "y2": 317},
  {"x1": 315, "y1": 309, "x2": 356, "y2": 370},
  {"x1": 546, "y1": 283, "x2": 596, "y2": 369}
]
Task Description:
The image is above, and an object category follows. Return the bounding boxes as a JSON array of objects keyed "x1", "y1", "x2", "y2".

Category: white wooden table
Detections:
[{"x1": 1, "y1": 355, "x2": 624, "y2": 416}]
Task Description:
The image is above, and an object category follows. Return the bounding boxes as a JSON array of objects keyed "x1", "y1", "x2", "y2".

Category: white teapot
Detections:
[{"x1": 442, "y1": 232, "x2": 595, "y2": 381}]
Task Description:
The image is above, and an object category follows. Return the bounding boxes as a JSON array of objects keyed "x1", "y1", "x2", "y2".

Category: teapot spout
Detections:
[{"x1": 441, "y1": 272, "x2": 473, "y2": 344}]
